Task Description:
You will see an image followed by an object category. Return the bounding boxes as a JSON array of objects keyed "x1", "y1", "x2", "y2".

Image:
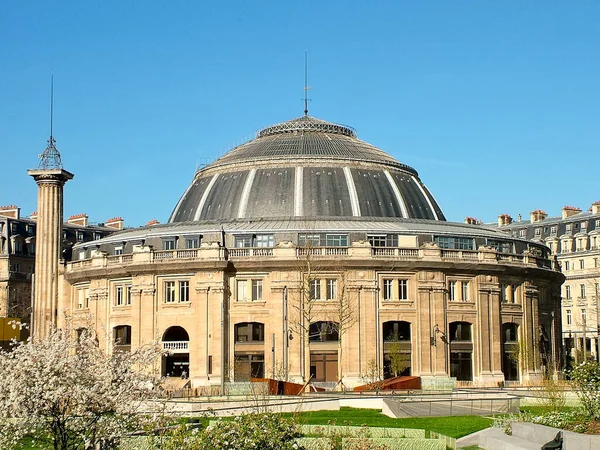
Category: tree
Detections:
[
  {"x1": 569, "y1": 360, "x2": 600, "y2": 420},
  {"x1": 326, "y1": 271, "x2": 357, "y2": 386},
  {"x1": 289, "y1": 243, "x2": 357, "y2": 387},
  {"x1": 0, "y1": 324, "x2": 164, "y2": 450}
]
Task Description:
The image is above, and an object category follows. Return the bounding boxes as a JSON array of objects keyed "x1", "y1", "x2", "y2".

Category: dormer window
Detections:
[{"x1": 162, "y1": 238, "x2": 176, "y2": 250}]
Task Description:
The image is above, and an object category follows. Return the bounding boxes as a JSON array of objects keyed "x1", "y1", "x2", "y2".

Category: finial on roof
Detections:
[
  {"x1": 37, "y1": 75, "x2": 64, "y2": 170},
  {"x1": 303, "y1": 51, "x2": 311, "y2": 116}
]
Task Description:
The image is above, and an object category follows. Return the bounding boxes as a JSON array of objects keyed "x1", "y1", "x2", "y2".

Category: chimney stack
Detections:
[
  {"x1": 561, "y1": 206, "x2": 581, "y2": 219},
  {"x1": 67, "y1": 213, "x2": 89, "y2": 227},
  {"x1": 146, "y1": 219, "x2": 160, "y2": 226},
  {"x1": 105, "y1": 217, "x2": 124, "y2": 230},
  {"x1": 530, "y1": 209, "x2": 548, "y2": 223},
  {"x1": 0, "y1": 205, "x2": 20, "y2": 219},
  {"x1": 497, "y1": 214, "x2": 513, "y2": 227},
  {"x1": 30, "y1": 211, "x2": 38, "y2": 220},
  {"x1": 592, "y1": 201, "x2": 600, "y2": 215}
]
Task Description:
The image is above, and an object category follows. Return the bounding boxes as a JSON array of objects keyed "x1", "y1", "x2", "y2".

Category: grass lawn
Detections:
[{"x1": 279, "y1": 407, "x2": 495, "y2": 438}]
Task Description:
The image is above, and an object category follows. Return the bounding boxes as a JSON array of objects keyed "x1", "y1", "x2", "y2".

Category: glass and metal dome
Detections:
[{"x1": 169, "y1": 115, "x2": 445, "y2": 223}]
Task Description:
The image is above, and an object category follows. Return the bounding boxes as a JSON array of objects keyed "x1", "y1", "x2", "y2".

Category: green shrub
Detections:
[{"x1": 569, "y1": 360, "x2": 600, "y2": 420}]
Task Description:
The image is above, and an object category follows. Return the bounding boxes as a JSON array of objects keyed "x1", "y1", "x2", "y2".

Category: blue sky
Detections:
[{"x1": 1, "y1": 1, "x2": 599, "y2": 227}]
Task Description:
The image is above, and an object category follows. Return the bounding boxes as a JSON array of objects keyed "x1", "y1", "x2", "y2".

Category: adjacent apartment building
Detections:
[
  {"x1": 0, "y1": 204, "x2": 120, "y2": 331},
  {"x1": 495, "y1": 202, "x2": 600, "y2": 363}
]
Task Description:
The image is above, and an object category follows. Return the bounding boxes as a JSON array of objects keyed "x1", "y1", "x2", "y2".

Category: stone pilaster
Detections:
[{"x1": 28, "y1": 169, "x2": 73, "y2": 339}]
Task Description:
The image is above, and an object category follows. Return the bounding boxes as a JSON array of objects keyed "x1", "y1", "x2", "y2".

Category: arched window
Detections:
[
  {"x1": 162, "y1": 326, "x2": 189, "y2": 342},
  {"x1": 450, "y1": 322, "x2": 472, "y2": 342},
  {"x1": 162, "y1": 326, "x2": 189, "y2": 378},
  {"x1": 449, "y1": 321, "x2": 473, "y2": 381},
  {"x1": 113, "y1": 325, "x2": 131, "y2": 345},
  {"x1": 382, "y1": 321, "x2": 412, "y2": 377},
  {"x1": 234, "y1": 322, "x2": 265, "y2": 342},
  {"x1": 382, "y1": 321, "x2": 411, "y2": 342},
  {"x1": 502, "y1": 323, "x2": 519, "y2": 381},
  {"x1": 309, "y1": 321, "x2": 339, "y2": 342}
]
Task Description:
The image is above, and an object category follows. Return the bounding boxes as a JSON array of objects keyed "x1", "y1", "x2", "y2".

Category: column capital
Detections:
[{"x1": 28, "y1": 168, "x2": 74, "y2": 184}]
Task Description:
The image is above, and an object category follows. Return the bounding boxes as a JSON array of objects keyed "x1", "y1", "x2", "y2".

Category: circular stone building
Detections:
[{"x1": 64, "y1": 115, "x2": 564, "y2": 389}]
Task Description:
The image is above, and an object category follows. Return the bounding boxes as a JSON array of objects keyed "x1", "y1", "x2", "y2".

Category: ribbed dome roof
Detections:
[
  {"x1": 209, "y1": 116, "x2": 417, "y2": 174},
  {"x1": 169, "y1": 115, "x2": 445, "y2": 223}
]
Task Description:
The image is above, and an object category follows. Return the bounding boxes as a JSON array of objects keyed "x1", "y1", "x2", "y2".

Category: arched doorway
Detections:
[
  {"x1": 449, "y1": 321, "x2": 473, "y2": 381},
  {"x1": 382, "y1": 321, "x2": 411, "y2": 378},
  {"x1": 233, "y1": 322, "x2": 265, "y2": 381},
  {"x1": 502, "y1": 323, "x2": 519, "y2": 381},
  {"x1": 162, "y1": 326, "x2": 190, "y2": 377},
  {"x1": 309, "y1": 321, "x2": 339, "y2": 383}
]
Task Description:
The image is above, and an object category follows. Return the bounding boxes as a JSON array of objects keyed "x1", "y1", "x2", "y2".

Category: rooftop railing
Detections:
[{"x1": 67, "y1": 244, "x2": 556, "y2": 272}]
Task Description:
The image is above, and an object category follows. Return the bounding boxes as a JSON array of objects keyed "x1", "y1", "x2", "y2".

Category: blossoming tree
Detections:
[{"x1": 0, "y1": 325, "x2": 164, "y2": 450}]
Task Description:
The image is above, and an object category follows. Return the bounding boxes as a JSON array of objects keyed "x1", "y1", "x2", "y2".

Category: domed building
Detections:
[{"x1": 62, "y1": 115, "x2": 564, "y2": 389}]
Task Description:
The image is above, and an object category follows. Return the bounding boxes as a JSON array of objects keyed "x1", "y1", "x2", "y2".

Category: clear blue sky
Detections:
[{"x1": 1, "y1": 1, "x2": 599, "y2": 227}]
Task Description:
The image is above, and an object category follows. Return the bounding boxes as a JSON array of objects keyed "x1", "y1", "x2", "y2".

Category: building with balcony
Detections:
[
  {"x1": 0, "y1": 205, "x2": 119, "y2": 324},
  {"x1": 61, "y1": 115, "x2": 564, "y2": 389},
  {"x1": 495, "y1": 204, "x2": 600, "y2": 364}
]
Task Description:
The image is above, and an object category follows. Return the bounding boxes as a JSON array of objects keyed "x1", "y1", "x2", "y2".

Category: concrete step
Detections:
[{"x1": 484, "y1": 433, "x2": 542, "y2": 450}]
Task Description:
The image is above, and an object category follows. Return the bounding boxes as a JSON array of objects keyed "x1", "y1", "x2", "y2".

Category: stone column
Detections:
[{"x1": 28, "y1": 169, "x2": 73, "y2": 339}]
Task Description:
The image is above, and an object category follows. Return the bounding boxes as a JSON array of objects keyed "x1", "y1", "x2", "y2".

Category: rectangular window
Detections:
[
  {"x1": 165, "y1": 281, "x2": 176, "y2": 303},
  {"x1": 461, "y1": 281, "x2": 469, "y2": 301},
  {"x1": 581, "y1": 222, "x2": 587, "y2": 230},
  {"x1": 565, "y1": 285, "x2": 571, "y2": 299},
  {"x1": 77, "y1": 288, "x2": 89, "y2": 309},
  {"x1": 254, "y1": 234, "x2": 274, "y2": 247},
  {"x1": 163, "y1": 239, "x2": 176, "y2": 250},
  {"x1": 326, "y1": 279, "x2": 337, "y2": 300},
  {"x1": 185, "y1": 237, "x2": 199, "y2": 249},
  {"x1": 236, "y1": 280, "x2": 248, "y2": 301},
  {"x1": 251, "y1": 280, "x2": 263, "y2": 301},
  {"x1": 501, "y1": 284, "x2": 508, "y2": 302},
  {"x1": 566, "y1": 309, "x2": 572, "y2": 325},
  {"x1": 94, "y1": 233, "x2": 102, "y2": 240},
  {"x1": 564, "y1": 261, "x2": 570, "y2": 271},
  {"x1": 582, "y1": 309, "x2": 587, "y2": 322},
  {"x1": 487, "y1": 240, "x2": 513, "y2": 253},
  {"x1": 116, "y1": 286, "x2": 124, "y2": 306},
  {"x1": 449, "y1": 280, "x2": 469, "y2": 301},
  {"x1": 449, "y1": 281, "x2": 457, "y2": 301},
  {"x1": 235, "y1": 235, "x2": 253, "y2": 248},
  {"x1": 114, "y1": 246, "x2": 123, "y2": 256},
  {"x1": 580, "y1": 259, "x2": 585, "y2": 269},
  {"x1": 519, "y1": 230, "x2": 526, "y2": 238},
  {"x1": 368, "y1": 235, "x2": 388, "y2": 247},
  {"x1": 298, "y1": 234, "x2": 322, "y2": 247},
  {"x1": 550, "y1": 226, "x2": 557, "y2": 234},
  {"x1": 179, "y1": 281, "x2": 189, "y2": 302},
  {"x1": 434, "y1": 236, "x2": 474, "y2": 250},
  {"x1": 325, "y1": 234, "x2": 348, "y2": 247},
  {"x1": 76, "y1": 231, "x2": 84, "y2": 242},
  {"x1": 535, "y1": 228, "x2": 541, "y2": 236},
  {"x1": 566, "y1": 224, "x2": 572, "y2": 232},
  {"x1": 126, "y1": 286, "x2": 132, "y2": 305},
  {"x1": 398, "y1": 279, "x2": 408, "y2": 300},
  {"x1": 581, "y1": 284, "x2": 586, "y2": 299},
  {"x1": 383, "y1": 279, "x2": 393, "y2": 300},
  {"x1": 309, "y1": 279, "x2": 321, "y2": 300}
]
